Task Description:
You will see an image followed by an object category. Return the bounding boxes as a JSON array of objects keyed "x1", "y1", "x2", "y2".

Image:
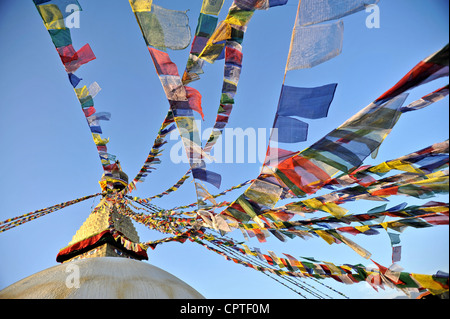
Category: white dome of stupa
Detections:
[{"x1": 0, "y1": 257, "x2": 204, "y2": 299}]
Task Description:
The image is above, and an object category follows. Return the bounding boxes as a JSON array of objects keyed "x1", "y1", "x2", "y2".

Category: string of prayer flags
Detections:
[
  {"x1": 319, "y1": 140, "x2": 449, "y2": 189},
  {"x1": 400, "y1": 84, "x2": 449, "y2": 113},
  {"x1": 190, "y1": 231, "x2": 448, "y2": 295},
  {"x1": 34, "y1": 0, "x2": 120, "y2": 176},
  {"x1": 183, "y1": 0, "x2": 225, "y2": 84},
  {"x1": 201, "y1": 1, "x2": 288, "y2": 153},
  {"x1": 198, "y1": 0, "x2": 288, "y2": 65},
  {"x1": 375, "y1": 44, "x2": 449, "y2": 104},
  {"x1": 203, "y1": 43, "x2": 245, "y2": 152},
  {"x1": 131, "y1": 2, "x2": 191, "y2": 51},
  {"x1": 198, "y1": 1, "x2": 253, "y2": 64},
  {"x1": 129, "y1": 111, "x2": 176, "y2": 190},
  {"x1": 121, "y1": 192, "x2": 449, "y2": 296},
  {"x1": 256, "y1": 144, "x2": 447, "y2": 227},
  {"x1": 0, "y1": 193, "x2": 101, "y2": 233},
  {"x1": 170, "y1": 179, "x2": 254, "y2": 211},
  {"x1": 129, "y1": 2, "x2": 223, "y2": 204},
  {"x1": 34, "y1": 1, "x2": 96, "y2": 74},
  {"x1": 221, "y1": 47, "x2": 446, "y2": 230},
  {"x1": 74, "y1": 83, "x2": 119, "y2": 174},
  {"x1": 147, "y1": 172, "x2": 191, "y2": 200},
  {"x1": 201, "y1": 6, "x2": 256, "y2": 151},
  {"x1": 297, "y1": 0, "x2": 379, "y2": 26},
  {"x1": 299, "y1": 93, "x2": 408, "y2": 176}
]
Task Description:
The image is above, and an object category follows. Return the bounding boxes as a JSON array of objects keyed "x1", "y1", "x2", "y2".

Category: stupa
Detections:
[{"x1": 0, "y1": 164, "x2": 204, "y2": 299}]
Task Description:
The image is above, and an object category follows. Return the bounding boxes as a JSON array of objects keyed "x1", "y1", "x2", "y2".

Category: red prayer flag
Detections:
[
  {"x1": 225, "y1": 46, "x2": 243, "y2": 66},
  {"x1": 371, "y1": 186, "x2": 399, "y2": 197},
  {"x1": 148, "y1": 47, "x2": 180, "y2": 76},
  {"x1": 82, "y1": 106, "x2": 96, "y2": 117},
  {"x1": 185, "y1": 86, "x2": 204, "y2": 120},
  {"x1": 276, "y1": 155, "x2": 330, "y2": 193},
  {"x1": 375, "y1": 44, "x2": 449, "y2": 103}
]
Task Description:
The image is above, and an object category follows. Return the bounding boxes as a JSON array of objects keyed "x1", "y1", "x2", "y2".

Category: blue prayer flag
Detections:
[
  {"x1": 269, "y1": 0, "x2": 288, "y2": 7},
  {"x1": 192, "y1": 168, "x2": 222, "y2": 188},
  {"x1": 273, "y1": 115, "x2": 308, "y2": 143},
  {"x1": 68, "y1": 73, "x2": 82, "y2": 88},
  {"x1": 277, "y1": 83, "x2": 337, "y2": 119},
  {"x1": 89, "y1": 125, "x2": 102, "y2": 134}
]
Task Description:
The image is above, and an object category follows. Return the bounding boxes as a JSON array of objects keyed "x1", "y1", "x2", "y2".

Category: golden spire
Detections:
[{"x1": 56, "y1": 164, "x2": 148, "y2": 262}]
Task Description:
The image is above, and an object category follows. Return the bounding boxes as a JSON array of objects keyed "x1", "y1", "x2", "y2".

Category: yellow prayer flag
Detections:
[
  {"x1": 423, "y1": 170, "x2": 447, "y2": 179},
  {"x1": 387, "y1": 159, "x2": 423, "y2": 174},
  {"x1": 210, "y1": 21, "x2": 232, "y2": 43},
  {"x1": 323, "y1": 262, "x2": 343, "y2": 275},
  {"x1": 339, "y1": 235, "x2": 372, "y2": 259},
  {"x1": 225, "y1": 7, "x2": 255, "y2": 26},
  {"x1": 421, "y1": 206, "x2": 449, "y2": 213},
  {"x1": 315, "y1": 230, "x2": 335, "y2": 245},
  {"x1": 37, "y1": 4, "x2": 65, "y2": 29},
  {"x1": 297, "y1": 262, "x2": 309, "y2": 274},
  {"x1": 268, "y1": 250, "x2": 284, "y2": 268},
  {"x1": 323, "y1": 202, "x2": 348, "y2": 218},
  {"x1": 201, "y1": 0, "x2": 225, "y2": 16},
  {"x1": 198, "y1": 42, "x2": 226, "y2": 63},
  {"x1": 303, "y1": 198, "x2": 324, "y2": 210},
  {"x1": 129, "y1": 0, "x2": 152, "y2": 12},
  {"x1": 244, "y1": 179, "x2": 283, "y2": 209},
  {"x1": 92, "y1": 133, "x2": 109, "y2": 146},
  {"x1": 74, "y1": 86, "x2": 89, "y2": 100},
  {"x1": 355, "y1": 225, "x2": 371, "y2": 233},
  {"x1": 368, "y1": 162, "x2": 391, "y2": 174},
  {"x1": 242, "y1": 244, "x2": 256, "y2": 256},
  {"x1": 411, "y1": 176, "x2": 448, "y2": 190},
  {"x1": 411, "y1": 274, "x2": 448, "y2": 295}
]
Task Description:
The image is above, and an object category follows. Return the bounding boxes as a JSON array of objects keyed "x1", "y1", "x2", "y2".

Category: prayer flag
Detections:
[
  {"x1": 129, "y1": 0, "x2": 152, "y2": 12},
  {"x1": 286, "y1": 20, "x2": 344, "y2": 70},
  {"x1": 48, "y1": 28, "x2": 72, "y2": 48},
  {"x1": 195, "y1": 13, "x2": 219, "y2": 37},
  {"x1": 201, "y1": 0, "x2": 225, "y2": 16},
  {"x1": 273, "y1": 115, "x2": 309, "y2": 143},
  {"x1": 185, "y1": 86, "x2": 204, "y2": 120},
  {"x1": 277, "y1": 83, "x2": 337, "y2": 119},
  {"x1": 148, "y1": 47, "x2": 180, "y2": 76},
  {"x1": 269, "y1": 0, "x2": 288, "y2": 8},
  {"x1": 68, "y1": 73, "x2": 81, "y2": 87},
  {"x1": 400, "y1": 84, "x2": 449, "y2": 113},
  {"x1": 376, "y1": 44, "x2": 449, "y2": 103},
  {"x1": 134, "y1": 4, "x2": 191, "y2": 50},
  {"x1": 192, "y1": 168, "x2": 222, "y2": 188},
  {"x1": 298, "y1": 0, "x2": 379, "y2": 26}
]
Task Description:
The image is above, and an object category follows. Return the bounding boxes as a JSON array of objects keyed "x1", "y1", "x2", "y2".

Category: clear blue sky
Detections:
[{"x1": 0, "y1": 0, "x2": 448, "y2": 299}]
